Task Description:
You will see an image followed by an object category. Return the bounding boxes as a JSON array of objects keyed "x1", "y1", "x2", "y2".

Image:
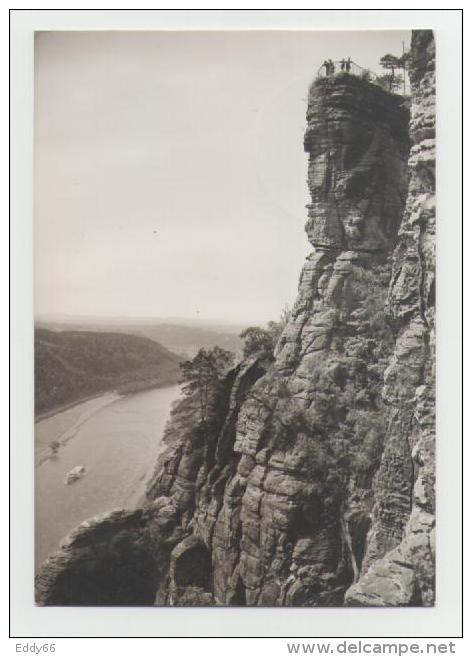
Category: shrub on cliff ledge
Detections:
[
  {"x1": 240, "y1": 327, "x2": 275, "y2": 359},
  {"x1": 240, "y1": 304, "x2": 292, "y2": 359}
]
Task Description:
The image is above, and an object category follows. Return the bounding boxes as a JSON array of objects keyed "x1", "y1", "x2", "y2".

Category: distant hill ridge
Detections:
[
  {"x1": 36, "y1": 318, "x2": 244, "y2": 358},
  {"x1": 35, "y1": 328, "x2": 183, "y2": 417}
]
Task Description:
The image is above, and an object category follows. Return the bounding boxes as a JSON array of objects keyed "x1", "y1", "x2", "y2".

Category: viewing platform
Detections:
[{"x1": 316, "y1": 59, "x2": 409, "y2": 95}]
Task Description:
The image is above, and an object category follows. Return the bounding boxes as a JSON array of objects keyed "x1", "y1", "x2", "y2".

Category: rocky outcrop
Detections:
[
  {"x1": 346, "y1": 29, "x2": 435, "y2": 607},
  {"x1": 36, "y1": 30, "x2": 435, "y2": 608},
  {"x1": 35, "y1": 509, "x2": 160, "y2": 605}
]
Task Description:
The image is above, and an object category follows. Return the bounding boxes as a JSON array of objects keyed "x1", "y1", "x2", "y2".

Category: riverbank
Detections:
[
  {"x1": 35, "y1": 392, "x2": 108, "y2": 423},
  {"x1": 35, "y1": 377, "x2": 180, "y2": 423},
  {"x1": 35, "y1": 383, "x2": 182, "y2": 567}
]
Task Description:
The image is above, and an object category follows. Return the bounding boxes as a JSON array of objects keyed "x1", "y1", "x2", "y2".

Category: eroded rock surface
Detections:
[{"x1": 346, "y1": 29, "x2": 435, "y2": 607}]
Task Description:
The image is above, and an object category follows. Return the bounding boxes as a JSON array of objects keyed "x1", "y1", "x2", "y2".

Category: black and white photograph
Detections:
[{"x1": 32, "y1": 26, "x2": 437, "y2": 609}]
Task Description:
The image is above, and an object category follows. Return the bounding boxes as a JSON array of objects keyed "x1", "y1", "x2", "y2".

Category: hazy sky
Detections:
[{"x1": 35, "y1": 29, "x2": 410, "y2": 324}]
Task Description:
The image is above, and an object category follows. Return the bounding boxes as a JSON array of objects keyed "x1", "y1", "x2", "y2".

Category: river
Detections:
[{"x1": 35, "y1": 384, "x2": 181, "y2": 568}]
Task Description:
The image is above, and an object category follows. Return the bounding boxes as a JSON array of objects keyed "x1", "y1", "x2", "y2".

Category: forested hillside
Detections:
[{"x1": 35, "y1": 328, "x2": 182, "y2": 416}]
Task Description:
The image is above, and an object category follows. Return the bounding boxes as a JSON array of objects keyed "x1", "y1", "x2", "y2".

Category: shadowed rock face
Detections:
[
  {"x1": 346, "y1": 29, "x2": 436, "y2": 608},
  {"x1": 35, "y1": 509, "x2": 160, "y2": 606},
  {"x1": 36, "y1": 31, "x2": 435, "y2": 608}
]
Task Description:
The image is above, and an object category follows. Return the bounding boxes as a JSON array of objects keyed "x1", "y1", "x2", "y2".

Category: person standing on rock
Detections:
[
  {"x1": 323, "y1": 60, "x2": 330, "y2": 76},
  {"x1": 340, "y1": 58, "x2": 346, "y2": 71},
  {"x1": 346, "y1": 57, "x2": 352, "y2": 73},
  {"x1": 328, "y1": 59, "x2": 335, "y2": 75}
]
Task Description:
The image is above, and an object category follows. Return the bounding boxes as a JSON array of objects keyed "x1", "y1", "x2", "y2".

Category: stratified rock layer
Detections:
[{"x1": 346, "y1": 29, "x2": 435, "y2": 607}]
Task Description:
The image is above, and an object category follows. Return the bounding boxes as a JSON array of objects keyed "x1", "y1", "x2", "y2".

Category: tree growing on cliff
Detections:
[
  {"x1": 240, "y1": 326, "x2": 274, "y2": 359},
  {"x1": 380, "y1": 53, "x2": 400, "y2": 75},
  {"x1": 379, "y1": 51, "x2": 410, "y2": 93},
  {"x1": 240, "y1": 304, "x2": 292, "y2": 360},
  {"x1": 377, "y1": 73, "x2": 403, "y2": 93},
  {"x1": 180, "y1": 347, "x2": 234, "y2": 423}
]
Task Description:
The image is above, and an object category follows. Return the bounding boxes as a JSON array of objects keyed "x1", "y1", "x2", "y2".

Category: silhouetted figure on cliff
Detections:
[
  {"x1": 345, "y1": 57, "x2": 352, "y2": 72},
  {"x1": 323, "y1": 60, "x2": 330, "y2": 76},
  {"x1": 340, "y1": 58, "x2": 346, "y2": 71}
]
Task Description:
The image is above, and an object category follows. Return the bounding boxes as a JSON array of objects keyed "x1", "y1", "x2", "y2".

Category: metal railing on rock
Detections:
[
  {"x1": 315, "y1": 60, "x2": 407, "y2": 95},
  {"x1": 317, "y1": 60, "x2": 379, "y2": 81}
]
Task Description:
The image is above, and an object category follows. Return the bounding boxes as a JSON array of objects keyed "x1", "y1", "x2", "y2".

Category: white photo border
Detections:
[{"x1": 10, "y1": 8, "x2": 463, "y2": 639}]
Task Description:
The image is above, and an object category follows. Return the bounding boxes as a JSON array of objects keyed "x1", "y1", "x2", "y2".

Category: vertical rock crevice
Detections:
[{"x1": 345, "y1": 29, "x2": 435, "y2": 607}]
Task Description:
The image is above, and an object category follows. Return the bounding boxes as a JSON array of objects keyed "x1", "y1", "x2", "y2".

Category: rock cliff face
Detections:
[
  {"x1": 346, "y1": 29, "x2": 435, "y2": 607},
  {"x1": 36, "y1": 30, "x2": 435, "y2": 608}
]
